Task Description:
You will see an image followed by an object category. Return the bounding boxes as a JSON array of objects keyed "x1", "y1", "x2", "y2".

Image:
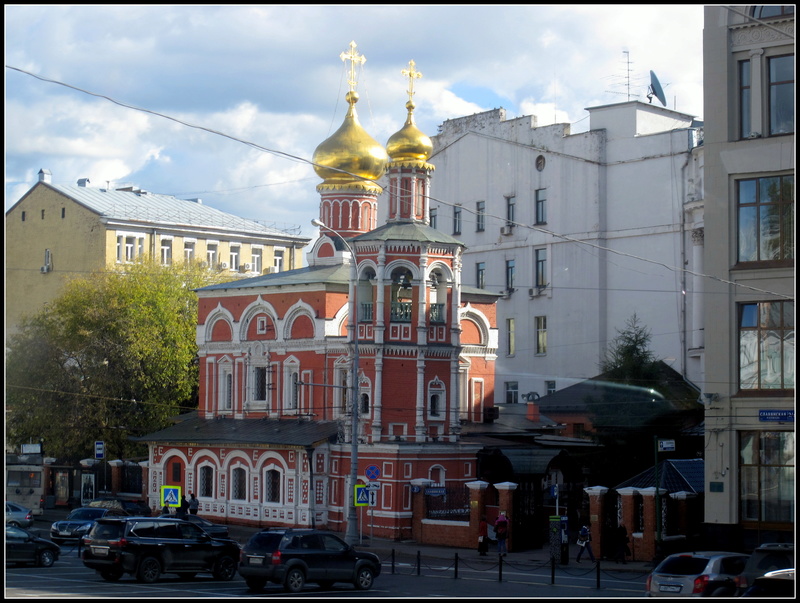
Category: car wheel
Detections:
[
  {"x1": 136, "y1": 556, "x2": 162, "y2": 583},
  {"x1": 101, "y1": 570, "x2": 123, "y2": 582},
  {"x1": 284, "y1": 567, "x2": 305, "y2": 593},
  {"x1": 8, "y1": 521, "x2": 21, "y2": 528},
  {"x1": 245, "y1": 577, "x2": 267, "y2": 591},
  {"x1": 212, "y1": 555, "x2": 237, "y2": 581},
  {"x1": 37, "y1": 549, "x2": 56, "y2": 568},
  {"x1": 353, "y1": 565, "x2": 375, "y2": 590}
]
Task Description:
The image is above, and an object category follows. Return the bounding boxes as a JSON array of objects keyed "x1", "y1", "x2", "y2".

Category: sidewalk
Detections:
[{"x1": 34, "y1": 507, "x2": 652, "y2": 574}]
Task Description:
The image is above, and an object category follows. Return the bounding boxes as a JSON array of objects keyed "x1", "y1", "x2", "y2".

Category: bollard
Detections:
[
  {"x1": 391, "y1": 548, "x2": 396, "y2": 575},
  {"x1": 551, "y1": 556, "x2": 556, "y2": 584},
  {"x1": 416, "y1": 550, "x2": 421, "y2": 576},
  {"x1": 454, "y1": 552, "x2": 459, "y2": 579},
  {"x1": 498, "y1": 552, "x2": 503, "y2": 582},
  {"x1": 596, "y1": 559, "x2": 601, "y2": 589}
]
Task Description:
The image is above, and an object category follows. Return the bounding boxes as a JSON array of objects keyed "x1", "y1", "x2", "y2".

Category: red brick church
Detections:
[{"x1": 139, "y1": 44, "x2": 499, "y2": 541}]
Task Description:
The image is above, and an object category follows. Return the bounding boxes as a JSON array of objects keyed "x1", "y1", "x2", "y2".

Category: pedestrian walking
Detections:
[
  {"x1": 576, "y1": 524, "x2": 595, "y2": 563},
  {"x1": 614, "y1": 522, "x2": 630, "y2": 564},
  {"x1": 477, "y1": 515, "x2": 489, "y2": 556},
  {"x1": 495, "y1": 512, "x2": 509, "y2": 556},
  {"x1": 189, "y1": 493, "x2": 199, "y2": 515},
  {"x1": 177, "y1": 495, "x2": 189, "y2": 519},
  {"x1": 161, "y1": 504, "x2": 171, "y2": 516}
]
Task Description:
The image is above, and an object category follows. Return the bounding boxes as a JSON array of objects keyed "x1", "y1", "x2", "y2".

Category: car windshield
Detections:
[
  {"x1": 658, "y1": 556, "x2": 710, "y2": 575},
  {"x1": 247, "y1": 532, "x2": 283, "y2": 550},
  {"x1": 68, "y1": 508, "x2": 105, "y2": 521}
]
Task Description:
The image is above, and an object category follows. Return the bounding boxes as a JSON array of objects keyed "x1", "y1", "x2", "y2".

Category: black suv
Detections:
[
  {"x1": 238, "y1": 528, "x2": 381, "y2": 592},
  {"x1": 81, "y1": 516, "x2": 240, "y2": 583}
]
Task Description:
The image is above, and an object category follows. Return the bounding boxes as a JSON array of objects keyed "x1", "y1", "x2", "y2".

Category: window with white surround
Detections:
[
  {"x1": 505, "y1": 381, "x2": 519, "y2": 404},
  {"x1": 507, "y1": 317, "x2": 515, "y2": 356},
  {"x1": 251, "y1": 247, "x2": 263, "y2": 273},
  {"x1": 231, "y1": 466, "x2": 247, "y2": 500},
  {"x1": 229, "y1": 245, "x2": 240, "y2": 271},
  {"x1": 199, "y1": 465, "x2": 214, "y2": 498},
  {"x1": 264, "y1": 468, "x2": 281, "y2": 503},
  {"x1": 739, "y1": 301, "x2": 794, "y2": 391},
  {"x1": 273, "y1": 249, "x2": 284, "y2": 273},
  {"x1": 160, "y1": 239, "x2": 173, "y2": 265},
  {"x1": 535, "y1": 188, "x2": 547, "y2": 224},
  {"x1": 184, "y1": 241, "x2": 195, "y2": 263},
  {"x1": 207, "y1": 243, "x2": 218, "y2": 268},
  {"x1": 535, "y1": 316, "x2": 547, "y2": 354}
]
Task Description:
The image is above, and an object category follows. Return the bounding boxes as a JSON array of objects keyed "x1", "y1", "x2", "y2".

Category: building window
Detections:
[
  {"x1": 171, "y1": 462, "x2": 182, "y2": 482},
  {"x1": 229, "y1": 246, "x2": 240, "y2": 271},
  {"x1": 360, "y1": 393, "x2": 370, "y2": 415},
  {"x1": 429, "y1": 207, "x2": 437, "y2": 229},
  {"x1": 739, "y1": 301, "x2": 794, "y2": 391},
  {"x1": 739, "y1": 431, "x2": 794, "y2": 525},
  {"x1": 752, "y1": 5, "x2": 794, "y2": 18},
  {"x1": 160, "y1": 239, "x2": 172, "y2": 265},
  {"x1": 254, "y1": 366, "x2": 269, "y2": 401},
  {"x1": 546, "y1": 380, "x2": 556, "y2": 395},
  {"x1": 737, "y1": 175, "x2": 794, "y2": 263},
  {"x1": 476, "y1": 262, "x2": 485, "y2": 289},
  {"x1": 231, "y1": 467, "x2": 247, "y2": 501},
  {"x1": 453, "y1": 206, "x2": 462, "y2": 235},
  {"x1": 505, "y1": 259, "x2": 515, "y2": 292},
  {"x1": 507, "y1": 317, "x2": 515, "y2": 356},
  {"x1": 199, "y1": 466, "x2": 214, "y2": 498},
  {"x1": 476, "y1": 201, "x2": 485, "y2": 232},
  {"x1": 535, "y1": 189, "x2": 547, "y2": 224},
  {"x1": 506, "y1": 195, "x2": 516, "y2": 227},
  {"x1": 535, "y1": 248, "x2": 548, "y2": 289},
  {"x1": 21, "y1": 211, "x2": 26, "y2": 222},
  {"x1": 768, "y1": 55, "x2": 793, "y2": 136},
  {"x1": 207, "y1": 244, "x2": 218, "y2": 268},
  {"x1": 505, "y1": 381, "x2": 518, "y2": 404},
  {"x1": 252, "y1": 248, "x2": 262, "y2": 273},
  {"x1": 184, "y1": 241, "x2": 195, "y2": 263},
  {"x1": 273, "y1": 249, "x2": 284, "y2": 273},
  {"x1": 429, "y1": 394, "x2": 440, "y2": 416},
  {"x1": 535, "y1": 316, "x2": 547, "y2": 355},
  {"x1": 739, "y1": 60, "x2": 751, "y2": 139},
  {"x1": 265, "y1": 469, "x2": 281, "y2": 503}
]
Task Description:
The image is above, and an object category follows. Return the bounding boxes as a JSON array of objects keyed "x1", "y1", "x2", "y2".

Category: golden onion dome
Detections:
[
  {"x1": 386, "y1": 100, "x2": 433, "y2": 162},
  {"x1": 313, "y1": 91, "x2": 388, "y2": 187}
]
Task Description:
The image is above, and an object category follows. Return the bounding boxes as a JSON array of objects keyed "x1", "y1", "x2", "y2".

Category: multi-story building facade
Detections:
[
  {"x1": 423, "y1": 102, "x2": 705, "y2": 412},
  {"x1": 702, "y1": 5, "x2": 794, "y2": 549},
  {"x1": 138, "y1": 51, "x2": 499, "y2": 541},
  {"x1": 5, "y1": 173, "x2": 309, "y2": 334}
]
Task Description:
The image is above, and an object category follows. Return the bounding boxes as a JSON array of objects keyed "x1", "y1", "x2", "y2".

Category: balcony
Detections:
[
  {"x1": 359, "y1": 303, "x2": 373, "y2": 323},
  {"x1": 429, "y1": 303, "x2": 446, "y2": 324},
  {"x1": 390, "y1": 302, "x2": 412, "y2": 322}
]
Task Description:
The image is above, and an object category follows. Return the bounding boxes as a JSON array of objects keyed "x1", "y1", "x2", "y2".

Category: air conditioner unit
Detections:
[
  {"x1": 267, "y1": 266, "x2": 279, "y2": 274},
  {"x1": 218, "y1": 262, "x2": 229, "y2": 270},
  {"x1": 529, "y1": 286, "x2": 546, "y2": 298},
  {"x1": 199, "y1": 261, "x2": 208, "y2": 268},
  {"x1": 500, "y1": 226, "x2": 513, "y2": 235},
  {"x1": 40, "y1": 265, "x2": 51, "y2": 273},
  {"x1": 241, "y1": 263, "x2": 252, "y2": 272}
]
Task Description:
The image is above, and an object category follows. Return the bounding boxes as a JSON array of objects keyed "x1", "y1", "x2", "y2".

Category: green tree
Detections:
[{"x1": 5, "y1": 260, "x2": 236, "y2": 462}]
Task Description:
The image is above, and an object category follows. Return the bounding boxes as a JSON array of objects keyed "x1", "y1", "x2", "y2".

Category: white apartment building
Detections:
[{"x1": 422, "y1": 103, "x2": 705, "y2": 406}]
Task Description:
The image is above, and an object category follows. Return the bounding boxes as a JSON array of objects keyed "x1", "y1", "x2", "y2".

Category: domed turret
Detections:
[
  {"x1": 313, "y1": 91, "x2": 388, "y2": 190},
  {"x1": 386, "y1": 100, "x2": 433, "y2": 162}
]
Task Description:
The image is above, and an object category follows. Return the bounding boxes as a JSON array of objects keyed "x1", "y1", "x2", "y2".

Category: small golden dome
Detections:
[
  {"x1": 313, "y1": 91, "x2": 388, "y2": 187},
  {"x1": 387, "y1": 100, "x2": 433, "y2": 162}
]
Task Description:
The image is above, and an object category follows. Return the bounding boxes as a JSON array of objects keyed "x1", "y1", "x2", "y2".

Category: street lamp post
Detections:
[{"x1": 312, "y1": 219, "x2": 360, "y2": 545}]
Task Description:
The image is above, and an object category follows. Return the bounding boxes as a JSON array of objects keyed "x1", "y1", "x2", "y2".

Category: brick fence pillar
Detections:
[
  {"x1": 466, "y1": 480, "x2": 490, "y2": 541},
  {"x1": 493, "y1": 481, "x2": 517, "y2": 552},
  {"x1": 409, "y1": 478, "x2": 433, "y2": 542},
  {"x1": 616, "y1": 487, "x2": 639, "y2": 560},
  {"x1": 584, "y1": 486, "x2": 608, "y2": 557},
  {"x1": 639, "y1": 487, "x2": 665, "y2": 562}
]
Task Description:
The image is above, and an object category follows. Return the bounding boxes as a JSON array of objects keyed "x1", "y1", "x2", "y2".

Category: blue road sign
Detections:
[
  {"x1": 365, "y1": 465, "x2": 380, "y2": 480},
  {"x1": 355, "y1": 485, "x2": 369, "y2": 506}
]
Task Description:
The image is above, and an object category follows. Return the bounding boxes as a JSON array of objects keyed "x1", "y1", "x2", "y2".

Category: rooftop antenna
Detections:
[
  {"x1": 604, "y1": 50, "x2": 641, "y2": 101},
  {"x1": 647, "y1": 71, "x2": 668, "y2": 106}
]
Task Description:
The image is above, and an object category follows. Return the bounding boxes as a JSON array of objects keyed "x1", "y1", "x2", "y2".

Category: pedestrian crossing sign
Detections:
[
  {"x1": 161, "y1": 485, "x2": 181, "y2": 507},
  {"x1": 354, "y1": 485, "x2": 369, "y2": 506}
]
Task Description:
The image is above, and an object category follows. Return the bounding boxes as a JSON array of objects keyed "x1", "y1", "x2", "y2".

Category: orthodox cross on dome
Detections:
[
  {"x1": 401, "y1": 59, "x2": 422, "y2": 102},
  {"x1": 340, "y1": 40, "x2": 366, "y2": 93}
]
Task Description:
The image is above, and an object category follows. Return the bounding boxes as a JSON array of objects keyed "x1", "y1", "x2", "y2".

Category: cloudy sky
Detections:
[{"x1": 5, "y1": 5, "x2": 704, "y2": 239}]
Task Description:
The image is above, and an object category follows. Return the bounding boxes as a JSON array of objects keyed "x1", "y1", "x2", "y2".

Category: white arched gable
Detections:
[
  {"x1": 221, "y1": 450, "x2": 254, "y2": 471},
  {"x1": 426, "y1": 261, "x2": 454, "y2": 284},
  {"x1": 282, "y1": 300, "x2": 316, "y2": 340},
  {"x1": 356, "y1": 258, "x2": 378, "y2": 280},
  {"x1": 238, "y1": 296, "x2": 279, "y2": 341},
  {"x1": 459, "y1": 305, "x2": 492, "y2": 346},
  {"x1": 384, "y1": 259, "x2": 421, "y2": 282},
  {"x1": 187, "y1": 449, "x2": 221, "y2": 471},
  {"x1": 254, "y1": 451, "x2": 289, "y2": 472},
  {"x1": 203, "y1": 303, "x2": 237, "y2": 343}
]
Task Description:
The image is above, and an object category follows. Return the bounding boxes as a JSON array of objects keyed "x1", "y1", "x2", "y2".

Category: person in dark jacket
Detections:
[
  {"x1": 576, "y1": 524, "x2": 595, "y2": 563},
  {"x1": 495, "y1": 512, "x2": 509, "y2": 556},
  {"x1": 478, "y1": 515, "x2": 489, "y2": 556}
]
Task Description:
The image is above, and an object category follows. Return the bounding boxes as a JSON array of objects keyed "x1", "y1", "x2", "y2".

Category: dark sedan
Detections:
[
  {"x1": 184, "y1": 514, "x2": 229, "y2": 538},
  {"x1": 6, "y1": 525, "x2": 61, "y2": 567},
  {"x1": 50, "y1": 507, "x2": 128, "y2": 545}
]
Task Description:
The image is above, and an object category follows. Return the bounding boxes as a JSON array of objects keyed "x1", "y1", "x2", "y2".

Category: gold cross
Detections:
[
  {"x1": 340, "y1": 40, "x2": 366, "y2": 93},
  {"x1": 401, "y1": 60, "x2": 422, "y2": 102}
]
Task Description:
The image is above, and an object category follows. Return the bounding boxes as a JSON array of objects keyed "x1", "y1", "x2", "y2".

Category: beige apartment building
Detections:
[
  {"x1": 702, "y1": 6, "x2": 794, "y2": 550},
  {"x1": 5, "y1": 169, "x2": 310, "y2": 333}
]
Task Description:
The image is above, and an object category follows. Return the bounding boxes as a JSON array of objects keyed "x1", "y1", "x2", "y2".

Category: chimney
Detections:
[
  {"x1": 78, "y1": 178, "x2": 91, "y2": 187},
  {"x1": 526, "y1": 402, "x2": 540, "y2": 422},
  {"x1": 38, "y1": 169, "x2": 52, "y2": 183}
]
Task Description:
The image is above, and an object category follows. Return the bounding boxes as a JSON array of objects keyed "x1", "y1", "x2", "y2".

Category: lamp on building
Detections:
[{"x1": 311, "y1": 218, "x2": 360, "y2": 545}]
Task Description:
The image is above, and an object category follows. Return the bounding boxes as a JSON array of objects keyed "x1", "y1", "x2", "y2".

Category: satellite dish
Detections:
[{"x1": 648, "y1": 70, "x2": 667, "y2": 107}]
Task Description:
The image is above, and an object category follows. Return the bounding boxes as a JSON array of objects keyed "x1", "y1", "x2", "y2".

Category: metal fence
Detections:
[{"x1": 425, "y1": 486, "x2": 470, "y2": 521}]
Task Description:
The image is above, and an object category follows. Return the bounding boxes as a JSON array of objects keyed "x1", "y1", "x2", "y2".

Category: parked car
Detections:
[
  {"x1": 81, "y1": 516, "x2": 240, "y2": 583},
  {"x1": 89, "y1": 497, "x2": 152, "y2": 517},
  {"x1": 740, "y1": 568, "x2": 794, "y2": 597},
  {"x1": 6, "y1": 501, "x2": 34, "y2": 528},
  {"x1": 50, "y1": 506, "x2": 128, "y2": 545},
  {"x1": 6, "y1": 525, "x2": 61, "y2": 567},
  {"x1": 183, "y1": 514, "x2": 229, "y2": 538},
  {"x1": 645, "y1": 551, "x2": 749, "y2": 597},
  {"x1": 239, "y1": 528, "x2": 381, "y2": 592},
  {"x1": 734, "y1": 543, "x2": 795, "y2": 595}
]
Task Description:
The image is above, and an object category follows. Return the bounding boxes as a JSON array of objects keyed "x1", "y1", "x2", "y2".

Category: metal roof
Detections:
[
  {"x1": 41, "y1": 182, "x2": 307, "y2": 242},
  {"x1": 196, "y1": 263, "x2": 350, "y2": 292},
  {"x1": 133, "y1": 414, "x2": 341, "y2": 448},
  {"x1": 353, "y1": 221, "x2": 464, "y2": 246},
  {"x1": 614, "y1": 458, "x2": 705, "y2": 494}
]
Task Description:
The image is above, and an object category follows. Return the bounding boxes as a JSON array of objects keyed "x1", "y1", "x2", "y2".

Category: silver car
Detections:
[
  {"x1": 645, "y1": 551, "x2": 750, "y2": 597},
  {"x1": 6, "y1": 501, "x2": 34, "y2": 528}
]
